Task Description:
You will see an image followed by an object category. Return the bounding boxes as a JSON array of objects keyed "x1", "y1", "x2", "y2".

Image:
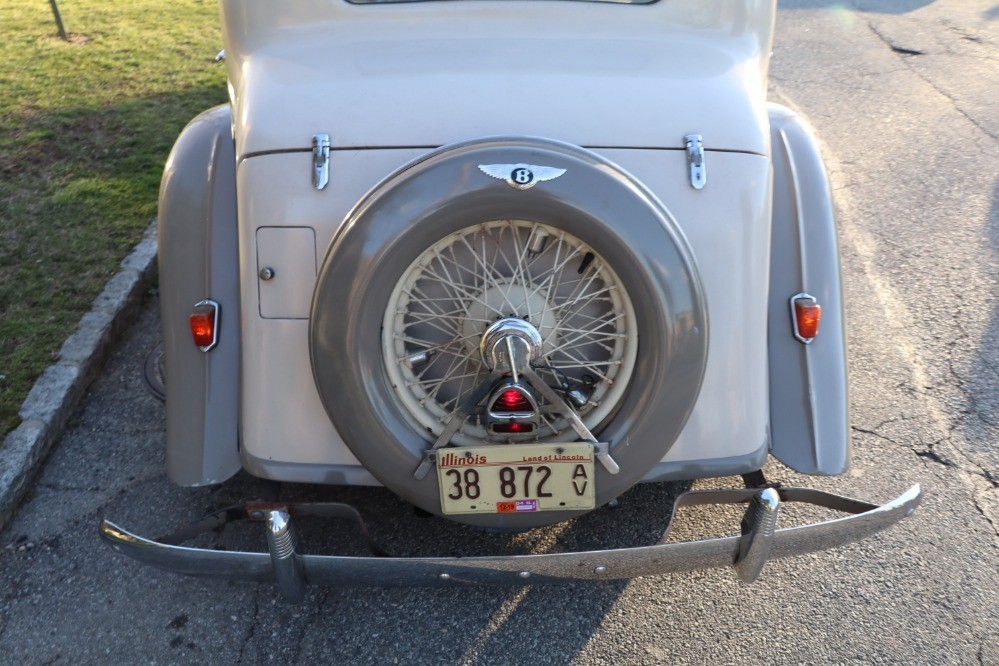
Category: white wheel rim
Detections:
[{"x1": 382, "y1": 220, "x2": 638, "y2": 446}]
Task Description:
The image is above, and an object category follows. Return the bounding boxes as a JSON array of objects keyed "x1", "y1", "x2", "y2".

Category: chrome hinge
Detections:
[
  {"x1": 684, "y1": 134, "x2": 706, "y2": 190},
  {"x1": 312, "y1": 134, "x2": 330, "y2": 190}
]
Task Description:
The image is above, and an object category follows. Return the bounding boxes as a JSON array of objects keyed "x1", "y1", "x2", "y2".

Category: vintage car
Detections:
[{"x1": 100, "y1": 0, "x2": 921, "y2": 599}]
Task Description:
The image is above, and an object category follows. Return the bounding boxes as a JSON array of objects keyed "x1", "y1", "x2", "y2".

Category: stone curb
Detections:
[{"x1": 0, "y1": 220, "x2": 158, "y2": 530}]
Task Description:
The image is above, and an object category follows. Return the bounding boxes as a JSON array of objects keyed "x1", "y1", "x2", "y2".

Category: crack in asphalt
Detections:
[
  {"x1": 867, "y1": 22, "x2": 925, "y2": 56},
  {"x1": 852, "y1": 424, "x2": 999, "y2": 542},
  {"x1": 938, "y1": 19, "x2": 999, "y2": 63},
  {"x1": 290, "y1": 589, "x2": 327, "y2": 663},
  {"x1": 852, "y1": 414, "x2": 998, "y2": 490},
  {"x1": 867, "y1": 21, "x2": 999, "y2": 142},
  {"x1": 832, "y1": 25, "x2": 999, "y2": 544},
  {"x1": 940, "y1": 21, "x2": 983, "y2": 45},
  {"x1": 237, "y1": 589, "x2": 261, "y2": 664},
  {"x1": 889, "y1": 44, "x2": 925, "y2": 56},
  {"x1": 36, "y1": 482, "x2": 101, "y2": 493},
  {"x1": 972, "y1": 496, "x2": 999, "y2": 542},
  {"x1": 940, "y1": 330, "x2": 999, "y2": 462}
]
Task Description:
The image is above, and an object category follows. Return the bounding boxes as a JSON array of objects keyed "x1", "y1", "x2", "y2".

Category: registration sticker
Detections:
[{"x1": 497, "y1": 500, "x2": 538, "y2": 513}]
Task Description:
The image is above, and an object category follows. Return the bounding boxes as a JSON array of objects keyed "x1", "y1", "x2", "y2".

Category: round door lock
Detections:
[{"x1": 259, "y1": 267, "x2": 275, "y2": 281}]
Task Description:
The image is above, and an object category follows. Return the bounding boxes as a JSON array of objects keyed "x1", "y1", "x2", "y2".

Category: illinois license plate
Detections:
[{"x1": 436, "y1": 443, "x2": 596, "y2": 515}]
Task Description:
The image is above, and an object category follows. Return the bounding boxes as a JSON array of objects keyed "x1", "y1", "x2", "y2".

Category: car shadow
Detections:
[
  {"x1": 958, "y1": 179, "x2": 999, "y2": 477},
  {"x1": 196, "y1": 470, "x2": 698, "y2": 663},
  {"x1": 779, "y1": 0, "x2": 937, "y2": 13}
]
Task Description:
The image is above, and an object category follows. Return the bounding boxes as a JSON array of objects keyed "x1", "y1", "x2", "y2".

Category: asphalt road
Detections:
[{"x1": 2, "y1": 1, "x2": 997, "y2": 663}]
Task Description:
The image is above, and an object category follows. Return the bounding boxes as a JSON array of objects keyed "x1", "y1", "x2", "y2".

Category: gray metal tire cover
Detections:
[{"x1": 310, "y1": 137, "x2": 707, "y2": 529}]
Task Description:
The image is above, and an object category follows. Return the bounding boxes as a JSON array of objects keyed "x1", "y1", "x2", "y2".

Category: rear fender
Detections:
[
  {"x1": 767, "y1": 103, "x2": 849, "y2": 475},
  {"x1": 159, "y1": 105, "x2": 241, "y2": 486}
]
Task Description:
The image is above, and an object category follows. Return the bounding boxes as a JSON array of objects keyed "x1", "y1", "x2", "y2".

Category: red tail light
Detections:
[
  {"x1": 487, "y1": 384, "x2": 539, "y2": 435},
  {"x1": 189, "y1": 300, "x2": 220, "y2": 351},
  {"x1": 494, "y1": 388, "x2": 532, "y2": 413},
  {"x1": 492, "y1": 422, "x2": 535, "y2": 434},
  {"x1": 791, "y1": 294, "x2": 821, "y2": 343}
]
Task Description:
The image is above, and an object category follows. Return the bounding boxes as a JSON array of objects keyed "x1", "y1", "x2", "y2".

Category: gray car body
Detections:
[{"x1": 157, "y1": 104, "x2": 848, "y2": 492}]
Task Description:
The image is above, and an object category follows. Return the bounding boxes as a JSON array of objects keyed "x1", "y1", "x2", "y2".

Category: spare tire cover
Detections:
[{"x1": 310, "y1": 137, "x2": 707, "y2": 529}]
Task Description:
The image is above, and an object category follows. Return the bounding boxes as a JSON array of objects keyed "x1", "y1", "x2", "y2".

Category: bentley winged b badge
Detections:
[{"x1": 478, "y1": 163, "x2": 567, "y2": 190}]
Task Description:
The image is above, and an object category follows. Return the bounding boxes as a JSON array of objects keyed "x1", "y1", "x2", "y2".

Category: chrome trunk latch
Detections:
[
  {"x1": 684, "y1": 134, "x2": 706, "y2": 190},
  {"x1": 312, "y1": 134, "x2": 330, "y2": 190}
]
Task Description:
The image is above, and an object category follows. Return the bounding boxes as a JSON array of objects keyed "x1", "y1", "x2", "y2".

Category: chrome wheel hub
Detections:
[
  {"x1": 479, "y1": 317, "x2": 544, "y2": 373},
  {"x1": 459, "y1": 280, "x2": 558, "y2": 356}
]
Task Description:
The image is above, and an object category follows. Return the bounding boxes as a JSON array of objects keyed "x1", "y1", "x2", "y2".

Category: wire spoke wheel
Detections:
[{"x1": 383, "y1": 219, "x2": 638, "y2": 445}]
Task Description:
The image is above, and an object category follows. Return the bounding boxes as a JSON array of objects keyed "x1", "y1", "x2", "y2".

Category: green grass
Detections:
[{"x1": 0, "y1": 0, "x2": 228, "y2": 437}]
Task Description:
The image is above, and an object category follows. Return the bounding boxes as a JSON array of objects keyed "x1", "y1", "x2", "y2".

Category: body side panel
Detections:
[
  {"x1": 767, "y1": 103, "x2": 849, "y2": 475},
  {"x1": 159, "y1": 105, "x2": 242, "y2": 486}
]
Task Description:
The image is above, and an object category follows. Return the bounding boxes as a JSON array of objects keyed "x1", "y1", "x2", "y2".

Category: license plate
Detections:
[{"x1": 436, "y1": 443, "x2": 596, "y2": 515}]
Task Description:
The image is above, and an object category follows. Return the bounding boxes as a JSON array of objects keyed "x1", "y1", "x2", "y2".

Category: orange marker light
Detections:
[
  {"x1": 792, "y1": 294, "x2": 821, "y2": 343},
  {"x1": 189, "y1": 300, "x2": 219, "y2": 351}
]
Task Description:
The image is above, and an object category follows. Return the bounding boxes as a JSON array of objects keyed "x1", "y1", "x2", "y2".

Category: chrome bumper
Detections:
[{"x1": 100, "y1": 484, "x2": 921, "y2": 601}]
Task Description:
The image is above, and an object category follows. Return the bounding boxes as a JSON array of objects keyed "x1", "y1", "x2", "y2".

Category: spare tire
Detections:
[{"x1": 310, "y1": 137, "x2": 707, "y2": 528}]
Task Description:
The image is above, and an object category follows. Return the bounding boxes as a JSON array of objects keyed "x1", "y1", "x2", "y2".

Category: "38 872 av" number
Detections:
[{"x1": 444, "y1": 465, "x2": 554, "y2": 500}]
